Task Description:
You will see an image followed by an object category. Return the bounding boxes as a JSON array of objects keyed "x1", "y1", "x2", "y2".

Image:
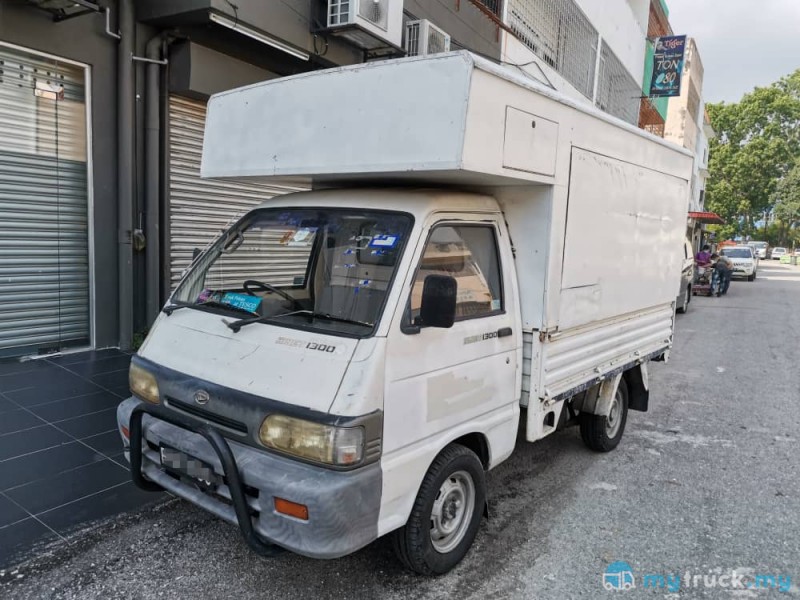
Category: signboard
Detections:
[{"x1": 649, "y1": 35, "x2": 687, "y2": 98}]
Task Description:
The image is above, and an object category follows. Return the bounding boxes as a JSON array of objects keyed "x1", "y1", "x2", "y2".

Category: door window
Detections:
[{"x1": 408, "y1": 224, "x2": 503, "y2": 324}]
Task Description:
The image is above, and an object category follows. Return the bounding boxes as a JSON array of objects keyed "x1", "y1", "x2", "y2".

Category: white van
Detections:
[{"x1": 118, "y1": 52, "x2": 692, "y2": 574}]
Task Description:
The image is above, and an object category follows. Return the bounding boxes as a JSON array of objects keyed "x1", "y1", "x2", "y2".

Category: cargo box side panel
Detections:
[
  {"x1": 537, "y1": 305, "x2": 673, "y2": 401},
  {"x1": 559, "y1": 148, "x2": 688, "y2": 331},
  {"x1": 201, "y1": 54, "x2": 474, "y2": 180}
]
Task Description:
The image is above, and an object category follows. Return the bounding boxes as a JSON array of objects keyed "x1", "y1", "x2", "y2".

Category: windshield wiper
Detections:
[
  {"x1": 225, "y1": 310, "x2": 373, "y2": 333},
  {"x1": 163, "y1": 298, "x2": 259, "y2": 317}
]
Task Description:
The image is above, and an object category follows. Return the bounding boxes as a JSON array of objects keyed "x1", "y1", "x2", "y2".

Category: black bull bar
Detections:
[{"x1": 129, "y1": 403, "x2": 283, "y2": 557}]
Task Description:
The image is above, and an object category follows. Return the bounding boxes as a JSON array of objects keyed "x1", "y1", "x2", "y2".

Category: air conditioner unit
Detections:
[
  {"x1": 405, "y1": 19, "x2": 451, "y2": 57},
  {"x1": 325, "y1": 0, "x2": 402, "y2": 53}
]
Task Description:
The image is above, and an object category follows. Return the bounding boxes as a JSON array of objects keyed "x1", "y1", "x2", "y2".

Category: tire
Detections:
[
  {"x1": 392, "y1": 444, "x2": 486, "y2": 575},
  {"x1": 580, "y1": 378, "x2": 629, "y2": 452},
  {"x1": 748, "y1": 272, "x2": 755, "y2": 282},
  {"x1": 676, "y1": 286, "x2": 690, "y2": 314}
]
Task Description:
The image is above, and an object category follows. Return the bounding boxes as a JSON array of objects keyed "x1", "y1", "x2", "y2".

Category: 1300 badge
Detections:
[{"x1": 276, "y1": 337, "x2": 338, "y2": 354}]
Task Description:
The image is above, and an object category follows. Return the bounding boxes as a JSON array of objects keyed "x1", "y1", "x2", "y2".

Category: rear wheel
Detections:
[
  {"x1": 392, "y1": 444, "x2": 486, "y2": 575},
  {"x1": 580, "y1": 378, "x2": 629, "y2": 452}
]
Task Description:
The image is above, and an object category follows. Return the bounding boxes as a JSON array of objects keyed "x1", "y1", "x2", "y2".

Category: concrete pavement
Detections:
[{"x1": 2, "y1": 263, "x2": 799, "y2": 599}]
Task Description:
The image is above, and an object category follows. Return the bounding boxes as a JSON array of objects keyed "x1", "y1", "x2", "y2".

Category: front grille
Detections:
[{"x1": 166, "y1": 396, "x2": 248, "y2": 434}]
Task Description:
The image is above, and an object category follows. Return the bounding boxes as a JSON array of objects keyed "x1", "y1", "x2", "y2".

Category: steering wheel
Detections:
[{"x1": 243, "y1": 280, "x2": 303, "y2": 310}]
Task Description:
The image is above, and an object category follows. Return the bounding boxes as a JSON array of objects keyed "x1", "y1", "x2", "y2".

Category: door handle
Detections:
[{"x1": 497, "y1": 327, "x2": 513, "y2": 338}]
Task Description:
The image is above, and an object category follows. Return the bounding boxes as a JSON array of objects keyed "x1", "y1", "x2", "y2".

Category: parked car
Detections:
[
  {"x1": 772, "y1": 247, "x2": 787, "y2": 260},
  {"x1": 676, "y1": 238, "x2": 694, "y2": 313},
  {"x1": 748, "y1": 241, "x2": 769, "y2": 260},
  {"x1": 720, "y1": 246, "x2": 757, "y2": 281}
]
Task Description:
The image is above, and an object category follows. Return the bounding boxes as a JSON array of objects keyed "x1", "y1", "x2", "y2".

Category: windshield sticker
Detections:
[
  {"x1": 359, "y1": 279, "x2": 371, "y2": 286},
  {"x1": 279, "y1": 227, "x2": 317, "y2": 247},
  {"x1": 221, "y1": 292, "x2": 262, "y2": 313},
  {"x1": 369, "y1": 234, "x2": 398, "y2": 248},
  {"x1": 343, "y1": 248, "x2": 355, "y2": 255},
  {"x1": 197, "y1": 289, "x2": 216, "y2": 303}
]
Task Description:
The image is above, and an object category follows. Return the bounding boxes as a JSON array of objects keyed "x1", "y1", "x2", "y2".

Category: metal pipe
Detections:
[
  {"x1": 144, "y1": 34, "x2": 168, "y2": 326},
  {"x1": 159, "y1": 37, "x2": 172, "y2": 307},
  {"x1": 118, "y1": 0, "x2": 135, "y2": 350},
  {"x1": 104, "y1": 7, "x2": 121, "y2": 40},
  {"x1": 132, "y1": 54, "x2": 168, "y2": 65}
]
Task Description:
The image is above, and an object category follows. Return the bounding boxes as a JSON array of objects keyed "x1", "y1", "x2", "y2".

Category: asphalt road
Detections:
[{"x1": 3, "y1": 262, "x2": 800, "y2": 599}]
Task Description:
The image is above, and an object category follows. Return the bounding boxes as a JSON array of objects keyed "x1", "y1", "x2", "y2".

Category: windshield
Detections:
[
  {"x1": 721, "y1": 248, "x2": 752, "y2": 258},
  {"x1": 750, "y1": 242, "x2": 767, "y2": 249},
  {"x1": 171, "y1": 208, "x2": 414, "y2": 337},
  {"x1": 774, "y1": 247, "x2": 786, "y2": 253}
]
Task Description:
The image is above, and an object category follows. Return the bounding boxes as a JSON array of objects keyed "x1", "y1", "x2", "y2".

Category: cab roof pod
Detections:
[{"x1": 200, "y1": 50, "x2": 692, "y2": 188}]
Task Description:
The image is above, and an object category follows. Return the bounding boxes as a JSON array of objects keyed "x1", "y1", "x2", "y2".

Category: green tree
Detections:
[
  {"x1": 705, "y1": 69, "x2": 800, "y2": 239},
  {"x1": 773, "y1": 162, "x2": 800, "y2": 244}
]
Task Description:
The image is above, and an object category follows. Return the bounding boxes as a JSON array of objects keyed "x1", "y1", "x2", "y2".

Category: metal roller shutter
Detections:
[
  {"x1": 0, "y1": 46, "x2": 90, "y2": 356},
  {"x1": 169, "y1": 96, "x2": 308, "y2": 290}
]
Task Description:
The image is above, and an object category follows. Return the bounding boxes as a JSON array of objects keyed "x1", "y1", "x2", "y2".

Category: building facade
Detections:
[
  {"x1": 0, "y1": 0, "x2": 497, "y2": 358},
  {"x1": 469, "y1": 0, "x2": 651, "y2": 126},
  {"x1": 663, "y1": 38, "x2": 715, "y2": 250},
  {"x1": 638, "y1": 0, "x2": 671, "y2": 136},
  {"x1": 1, "y1": 0, "x2": 707, "y2": 358}
]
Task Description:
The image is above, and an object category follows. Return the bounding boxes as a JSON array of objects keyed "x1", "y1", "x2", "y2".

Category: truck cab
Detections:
[{"x1": 121, "y1": 189, "x2": 521, "y2": 572}]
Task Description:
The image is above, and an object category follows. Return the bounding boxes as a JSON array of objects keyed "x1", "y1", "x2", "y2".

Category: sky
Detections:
[{"x1": 665, "y1": 0, "x2": 800, "y2": 104}]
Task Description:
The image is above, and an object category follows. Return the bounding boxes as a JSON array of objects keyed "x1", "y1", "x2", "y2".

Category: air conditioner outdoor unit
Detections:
[
  {"x1": 328, "y1": 0, "x2": 386, "y2": 29},
  {"x1": 326, "y1": 0, "x2": 402, "y2": 52},
  {"x1": 405, "y1": 19, "x2": 451, "y2": 57}
]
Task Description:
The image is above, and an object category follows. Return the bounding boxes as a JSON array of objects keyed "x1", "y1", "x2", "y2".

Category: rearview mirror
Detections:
[{"x1": 420, "y1": 275, "x2": 457, "y2": 329}]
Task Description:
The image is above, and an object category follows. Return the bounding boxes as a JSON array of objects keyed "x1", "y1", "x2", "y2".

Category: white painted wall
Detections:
[
  {"x1": 502, "y1": 35, "x2": 593, "y2": 108},
  {"x1": 575, "y1": 0, "x2": 647, "y2": 87},
  {"x1": 499, "y1": 0, "x2": 648, "y2": 113}
]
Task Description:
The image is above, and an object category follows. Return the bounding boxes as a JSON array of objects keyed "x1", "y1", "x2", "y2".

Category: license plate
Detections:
[{"x1": 160, "y1": 446, "x2": 218, "y2": 489}]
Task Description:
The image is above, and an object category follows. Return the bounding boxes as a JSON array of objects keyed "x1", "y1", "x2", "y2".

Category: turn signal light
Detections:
[
  {"x1": 274, "y1": 497, "x2": 309, "y2": 521},
  {"x1": 121, "y1": 425, "x2": 130, "y2": 440}
]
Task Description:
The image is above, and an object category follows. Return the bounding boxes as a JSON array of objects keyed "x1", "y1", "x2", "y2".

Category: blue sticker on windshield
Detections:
[
  {"x1": 369, "y1": 235, "x2": 398, "y2": 248},
  {"x1": 221, "y1": 292, "x2": 261, "y2": 313}
]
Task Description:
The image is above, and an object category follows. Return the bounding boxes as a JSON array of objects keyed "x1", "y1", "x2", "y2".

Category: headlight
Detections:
[
  {"x1": 129, "y1": 363, "x2": 160, "y2": 404},
  {"x1": 259, "y1": 415, "x2": 363, "y2": 466}
]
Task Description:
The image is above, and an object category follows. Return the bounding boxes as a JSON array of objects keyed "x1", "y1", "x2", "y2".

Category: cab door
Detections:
[{"x1": 383, "y1": 215, "x2": 521, "y2": 470}]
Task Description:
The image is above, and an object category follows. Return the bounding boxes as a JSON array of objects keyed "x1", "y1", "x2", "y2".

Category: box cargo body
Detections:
[
  {"x1": 202, "y1": 51, "x2": 691, "y2": 416},
  {"x1": 117, "y1": 51, "x2": 693, "y2": 574}
]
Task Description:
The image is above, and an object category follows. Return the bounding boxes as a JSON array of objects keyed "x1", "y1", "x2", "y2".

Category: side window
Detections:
[{"x1": 409, "y1": 224, "x2": 503, "y2": 322}]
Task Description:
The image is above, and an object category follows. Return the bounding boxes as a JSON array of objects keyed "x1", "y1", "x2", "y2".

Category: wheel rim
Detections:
[
  {"x1": 606, "y1": 390, "x2": 623, "y2": 438},
  {"x1": 430, "y1": 470, "x2": 475, "y2": 554}
]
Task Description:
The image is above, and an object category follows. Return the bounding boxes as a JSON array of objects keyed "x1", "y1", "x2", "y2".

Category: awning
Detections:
[{"x1": 688, "y1": 211, "x2": 724, "y2": 225}]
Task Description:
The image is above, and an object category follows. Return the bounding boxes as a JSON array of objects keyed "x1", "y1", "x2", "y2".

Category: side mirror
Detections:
[
  {"x1": 192, "y1": 247, "x2": 202, "y2": 262},
  {"x1": 420, "y1": 275, "x2": 457, "y2": 329}
]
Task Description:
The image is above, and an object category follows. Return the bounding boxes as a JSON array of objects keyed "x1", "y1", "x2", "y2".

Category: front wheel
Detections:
[
  {"x1": 748, "y1": 272, "x2": 755, "y2": 282},
  {"x1": 580, "y1": 378, "x2": 629, "y2": 452},
  {"x1": 392, "y1": 444, "x2": 486, "y2": 575}
]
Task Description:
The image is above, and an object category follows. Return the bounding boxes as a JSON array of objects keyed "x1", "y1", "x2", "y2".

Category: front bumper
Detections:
[{"x1": 118, "y1": 398, "x2": 381, "y2": 559}]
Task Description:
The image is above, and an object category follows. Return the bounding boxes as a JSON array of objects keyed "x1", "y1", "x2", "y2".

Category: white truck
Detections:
[{"x1": 118, "y1": 51, "x2": 692, "y2": 575}]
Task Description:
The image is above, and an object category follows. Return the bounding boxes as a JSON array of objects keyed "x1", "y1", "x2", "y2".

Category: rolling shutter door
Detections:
[
  {"x1": 169, "y1": 96, "x2": 308, "y2": 289},
  {"x1": 0, "y1": 47, "x2": 89, "y2": 355}
]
